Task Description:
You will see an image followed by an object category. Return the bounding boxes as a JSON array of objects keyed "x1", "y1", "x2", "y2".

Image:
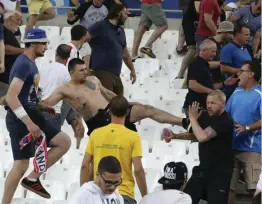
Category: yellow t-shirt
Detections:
[{"x1": 86, "y1": 124, "x2": 142, "y2": 199}]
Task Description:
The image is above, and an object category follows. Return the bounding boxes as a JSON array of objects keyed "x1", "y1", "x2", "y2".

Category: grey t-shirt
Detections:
[{"x1": 233, "y1": 6, "x2": 261, "y2": 39}]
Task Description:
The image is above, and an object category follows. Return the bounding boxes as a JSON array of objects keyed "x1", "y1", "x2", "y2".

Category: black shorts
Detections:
[
  {"x1": 85, "y1": 105, "x2": 137, "y2": 135},
  {"x1": 183, "y1": 167, "x2": 232, "y2": 204},
  {"x1": 182, "y1": 17, "x2": 197, "y2": 46},
  {"x1": 5, "y1": 108, "x2": 61, "y2": 160}
]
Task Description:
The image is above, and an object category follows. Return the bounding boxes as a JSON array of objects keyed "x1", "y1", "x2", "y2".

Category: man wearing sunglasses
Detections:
[
  {"x1": 69, "y1": 156, "x2": 124, "y2": 204},
  {"x1": 226, "y1": 59, "x2": 261, "y2": 204}
]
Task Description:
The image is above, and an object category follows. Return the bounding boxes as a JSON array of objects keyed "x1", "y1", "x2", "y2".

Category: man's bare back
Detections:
[{"x1": 46, "y1": 76, "x2": 114, "y2": 121}]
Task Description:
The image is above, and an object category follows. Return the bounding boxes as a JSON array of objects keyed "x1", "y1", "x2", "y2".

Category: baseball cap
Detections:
[
  {"x1": 158, "y1": 162, "x2": 188, "y2": 185},
  {"x1": 24, "y1": 28, "x2": 49, "y2": 43},
  {"x1": 217, "y1": 21, "x2": 234, "y2": 33}
]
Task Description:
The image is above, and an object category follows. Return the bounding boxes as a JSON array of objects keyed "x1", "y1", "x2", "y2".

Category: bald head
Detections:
[{"x1": 208, "y1": 90, "x2": 226, "y2": 104}]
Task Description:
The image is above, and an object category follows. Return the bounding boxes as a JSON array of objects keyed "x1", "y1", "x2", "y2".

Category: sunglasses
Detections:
[{"x1": 99, "y1": 172, "x2": 122, "y2": 187}]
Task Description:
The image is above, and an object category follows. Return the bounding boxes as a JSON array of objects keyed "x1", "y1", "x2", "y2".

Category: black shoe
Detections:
[
  {"x1": 132, "y1": 56, "x2": 141, "y2": 62},
  {"x1": 21, "y1": 178, "x2": 51, "y2": 199},
  {"x1": 140, "y1": 47, "x2": 156, "y2": 58},
  {"x1": 176, "y1": 45, "x2": 188, "y2": 55}
]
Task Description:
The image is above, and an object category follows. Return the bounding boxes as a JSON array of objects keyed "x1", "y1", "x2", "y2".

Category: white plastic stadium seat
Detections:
[
  {"x1": 130, "y1": 87, "x2": 159, "y2": 101},
  {"x1": 172, "y1": 79, "x2": 184, "y2": 89},
  {"x1": 26, "y1": 180, "x2": 66, "y2": 202},
  {"x1": 134, "y1": 58, "x2": 160, "y2": 78},
  {"x1": 67, "y1": 182, "x2": 80, "y2": 200},
  {"x1": 0, "y1": 178, "x2": 25, "y2": 199},
  {"x1": 62, "y1": 150, "x2": 84, "y2": 166},
  {"x1": 48, "y1": 35, "x2": 71, "y2": 50},
  {"x1": 79, "y1": 137, "x2": 89, "y2": 153},
  {"x1": 61, "y1": 27, "x2": 72, "y2": 38},
  {"x1": 51, "y1": 201, "x2": 68, "y2": 204},
  {"x1": 38, "y1": 26, "x2": 60, "y2": 41},
  {"x1": 0, "y1": 162, "x2": 4, "y2": 178},
  {"x1": 11, "y1": 198, "x2": 46, "y2": 204},
  {"x1": 141, "y1": 140, "x2": 149, "y2": 157},
  {"x1": 142, "y1": 153, "x2": 174, "y2": 170},
  {"x1": 143, "y1": 77, "x2": 171, "y2": 93},
  {"x1": 0, "y1": 146, "x2": 13, "y2": 170},
  {"x1": 188, "y1": 142, "x2": 199, "y2": 161},
  {"x1": 45, "y1": 164, "x2": 80, "y2": 191},
  {"x1": 152, "y1": 141, "x2": 187, "y2": 162}
]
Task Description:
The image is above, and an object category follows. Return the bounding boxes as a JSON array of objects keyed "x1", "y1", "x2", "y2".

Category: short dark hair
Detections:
[
  {"x1": 244, "y1": 59, "x2": 261, "y2": 82},
  {"x1": 68, "y1": 58, "x2": 85, "y2": 73},
  {"x1": 234, "y1": 24, "x2": 249, "y2": 36},
  {"x1": 98, "y1": 156, "x2": 122, "y2": 174},
  {"x1": 56, "y1": 44, "x2": 71, "y2": 60},
  {"x1": 109, "y1": 96, "x2": 129, "y2": 117},
  {"x1": 107, "y1": 3, "x2": 125, "y2": 19},
  {"x1": 71, "y1": 25, "x2": 87, "y2": 41},
  {"x1": 0, "y1": 2, "x2": 4, "y2": 10}
]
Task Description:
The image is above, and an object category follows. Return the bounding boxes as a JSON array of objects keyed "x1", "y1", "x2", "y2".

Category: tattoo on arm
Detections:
[{"x1": 203, "y1": 126, "x2": 217, "y2": 140}]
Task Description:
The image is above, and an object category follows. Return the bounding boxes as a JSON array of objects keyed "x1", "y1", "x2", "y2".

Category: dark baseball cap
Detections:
[{"x1": 158, "y1": 162, "x2": 188, "y2": 185}]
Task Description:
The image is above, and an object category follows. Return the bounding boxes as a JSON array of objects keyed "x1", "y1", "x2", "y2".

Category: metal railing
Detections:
[{"x1": 20, "y1": 5, "x2": 182, "y2": 13}]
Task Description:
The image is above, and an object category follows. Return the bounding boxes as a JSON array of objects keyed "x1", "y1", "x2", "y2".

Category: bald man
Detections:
[{"x1": 162, "y1": 90, "x2": 234, "y2": 204}]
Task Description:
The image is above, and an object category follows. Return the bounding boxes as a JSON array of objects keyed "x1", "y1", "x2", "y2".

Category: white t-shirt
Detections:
[
  {"x1": 39, "y1": 62, "x2": 71, "y2": 113},
  {"x1": 68, "y1": 181, "x2": 124, "y2": 204},
  {"x1": 0, "y1": 0, "x2": 16, "y2": 11},
  {"x1": 138, "y1": 190, "x2": 192, "y2": 204}
]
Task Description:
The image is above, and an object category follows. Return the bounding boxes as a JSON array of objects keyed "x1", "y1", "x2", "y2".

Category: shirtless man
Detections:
[{"x1": 44, "y1": 58, "x2": 187, "y2": 134}]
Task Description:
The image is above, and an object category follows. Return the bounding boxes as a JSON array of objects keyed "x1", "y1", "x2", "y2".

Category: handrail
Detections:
[{"x1": 19, "y1": 5, "x2": 182, "y2": 13}]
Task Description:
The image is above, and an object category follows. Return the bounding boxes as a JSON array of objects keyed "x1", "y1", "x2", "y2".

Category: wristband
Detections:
[{"x1": 14, "y1": 106, "x2": 28, "y2": 119}]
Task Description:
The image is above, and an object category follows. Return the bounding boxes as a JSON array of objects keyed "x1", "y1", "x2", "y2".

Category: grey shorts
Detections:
[
  {"x1": 139, "y1": 3, "x2": 167, "y2": 29},
  {"x1": 0, "y1": 82, "x2": 9, "y2": 97},
  {"x1": 60, "y1": 101, "x2": 76, "y2": 125},
  {"x1": 42, "y1": 112, "x2": 62, "y2": 130},
  {"x1": 122, "y1": 195, "x2": 136, "y2": 204}
]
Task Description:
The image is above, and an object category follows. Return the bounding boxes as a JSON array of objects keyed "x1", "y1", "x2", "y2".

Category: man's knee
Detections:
[
  {"x1": 136, "y1": 25, "x2": 147, "y2": 34},
  {"x1": 51, "y1": 132, "x2": 71, "y2": 152},
  {"x1": 28, "y1": 14, "x2": 38, "y2": 24},
  {"x1": 44, "y1": 7, "x2": 56, "y2": 19},
  {"x1": 10, "y1": 160, "x2": 29, "y2": 177}
]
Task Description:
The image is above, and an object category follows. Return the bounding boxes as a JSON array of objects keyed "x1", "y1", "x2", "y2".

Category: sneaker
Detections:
[
  {"x1": 140, "y1": 47, "x2": 156, "y2": 58},
  {"x1": 132, "y1": 56, "x2": 141, "y2": 62},
  {"x1": 21, "y1": 178, "x2": 51, "y2": 199},
  {"x1": 176, "y1": 45, "x2": 188, "y2": 55}
]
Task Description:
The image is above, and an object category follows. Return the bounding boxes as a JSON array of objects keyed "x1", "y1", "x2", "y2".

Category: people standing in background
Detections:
[
  {"x1": 208, "y1": 21, "x2": 234, "y2": 84},
  {"x1": 195, "y1": 0, "x2": 221, "y2": 54},
  {"x1": 0, "y1": 11, "x2": 24, "y2": 98},
  {"x1": 81, "y1": 96, "x2": 147, "y2": 204},
  {"x1": 67, "y1": 0, "x2": 109, "y2": 28},
  {"x1": 139, "y1": 162, "x2": 192, "y2": 204},
  {"x1": 224, "y1": 0, "x2": 251, "y2": 19},
  {"x1": 25, "y1": 0, "x2": 56, "y2": 35},
  {"x1": 0, "y1": 3, "x2": 5, "y2": 74},
  {"x1": 131, "y1": 0, "x2": 168, "y2": 61},
  {"x1": 220, "y1": 25, "x2": 252, "y2": 99},
  {"x1": 176, "y1": 0, "x2": 200, "y2": 79},
  {"x1": 226, "y1": 60, "x2": 261, "y2": 204},
  {"x1": 227, "y1": 0, "x2": 261, "y2": 59},
  {"x1": 69, "y1": 156, "x2": 124, "y2": 204},
  {"x1": 38, "y1": 44, "x2": 72, "y2": 132},
  {"x1": 86, "y1": 4, "x2": 136, "y2": 95}
]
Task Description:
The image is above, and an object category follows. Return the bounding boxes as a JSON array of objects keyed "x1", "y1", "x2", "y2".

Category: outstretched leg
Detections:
[{"x1": 129, "y1": 104, "x2": 183, "y2": 126}]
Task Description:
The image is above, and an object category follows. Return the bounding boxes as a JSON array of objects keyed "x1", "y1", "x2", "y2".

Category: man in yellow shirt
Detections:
[{"x1": 81, "y1": 96, "x2": 147, "y2": 204}]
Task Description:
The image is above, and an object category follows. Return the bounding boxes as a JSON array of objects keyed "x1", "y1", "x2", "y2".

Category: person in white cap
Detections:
[{"x1": 139, "y1": 161, "x2": 192, "y2": 204}]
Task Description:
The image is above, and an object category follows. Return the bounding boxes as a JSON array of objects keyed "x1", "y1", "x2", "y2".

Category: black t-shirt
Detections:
[
  {"x1": 0, "y1": 26, "x2": 21, "y2": 84},
  {"x1": 209, "y1": 37, "x2": 223, "y2": 83},
  {"x1": 197, "y1": 111, "x2": 234, "y2": 173},
  {"x1": 88, "y1": 19, "x2": 126, "y2": 75},
  {"x1": 183, "y1": 56, "x2": 214, "y2": 108},
  {"x1": 183, "y1": 0, "x2": 200, "y2": 21}
]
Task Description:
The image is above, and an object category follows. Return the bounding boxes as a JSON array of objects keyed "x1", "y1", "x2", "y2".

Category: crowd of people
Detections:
[{"x1": 0, "y1": 0, "x2": 261, "y2": 204}]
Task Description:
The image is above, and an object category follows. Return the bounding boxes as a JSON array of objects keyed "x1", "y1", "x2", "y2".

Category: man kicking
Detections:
[{"x1": 44, "y1": 58, "x2": 186, "y2": 134}]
